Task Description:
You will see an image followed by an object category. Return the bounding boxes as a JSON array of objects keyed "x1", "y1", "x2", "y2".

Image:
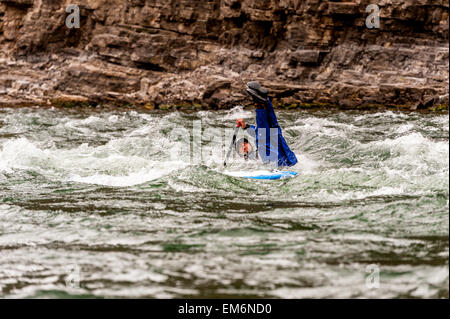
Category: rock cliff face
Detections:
[{"x1": 0, "y1": 0, "x2": 448, "y2": 109}]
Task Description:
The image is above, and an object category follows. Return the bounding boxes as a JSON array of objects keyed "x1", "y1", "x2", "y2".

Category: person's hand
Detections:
[{"x1": 236, "y1": 118, "x2": 246, "y2": 129}]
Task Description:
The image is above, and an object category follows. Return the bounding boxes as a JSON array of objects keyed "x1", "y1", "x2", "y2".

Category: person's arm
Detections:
[{"x1": 236, "y1": 119, "x2": 257, "y2": 137}]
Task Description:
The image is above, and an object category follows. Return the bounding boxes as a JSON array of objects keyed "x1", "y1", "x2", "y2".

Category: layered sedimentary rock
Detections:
[{"x1": 0, "y1": 0, "x2": 448, "y2": 109}]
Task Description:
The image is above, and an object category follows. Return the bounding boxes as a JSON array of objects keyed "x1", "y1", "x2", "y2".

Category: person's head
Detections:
[{"x1": 246, "y1": 81, "x2": 268, "y2": 107}]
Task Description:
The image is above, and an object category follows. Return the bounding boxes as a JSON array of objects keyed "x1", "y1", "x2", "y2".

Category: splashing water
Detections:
[{"x1": 0, "y1": 106, "x2": 448, "y2": 298}]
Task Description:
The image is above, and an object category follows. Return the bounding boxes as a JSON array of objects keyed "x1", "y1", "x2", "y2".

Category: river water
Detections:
[{"x1": 0, "y1": 106, "x2": 448, "y2": 298}]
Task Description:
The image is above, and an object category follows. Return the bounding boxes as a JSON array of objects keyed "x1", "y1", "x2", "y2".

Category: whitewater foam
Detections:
[{"x1": 0, "y1": 137, "x2": 188, "y2": 186}]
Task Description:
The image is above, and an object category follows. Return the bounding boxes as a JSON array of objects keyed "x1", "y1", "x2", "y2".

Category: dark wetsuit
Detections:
[{"x1": 246, "y1": 98, "x2": 298, "y2": 167}]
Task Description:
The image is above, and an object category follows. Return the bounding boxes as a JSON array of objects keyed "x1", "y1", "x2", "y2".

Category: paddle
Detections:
[{"x1": 223, "y1": 125, "x2": 240, "y2": 167}]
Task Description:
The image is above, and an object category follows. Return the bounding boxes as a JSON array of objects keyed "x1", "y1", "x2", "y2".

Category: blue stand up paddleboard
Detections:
[{"x1": 224, "y1": 170, "x2": 298, "y2": 180}]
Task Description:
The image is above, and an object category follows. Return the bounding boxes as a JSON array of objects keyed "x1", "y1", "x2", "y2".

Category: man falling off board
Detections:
[{"x1": 235, "y1": 81, "x2": 298, "y2": 167}]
